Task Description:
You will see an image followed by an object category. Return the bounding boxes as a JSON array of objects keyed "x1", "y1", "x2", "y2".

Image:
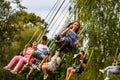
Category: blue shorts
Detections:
[{"x1": 34, "y1": 51, "x2": 45, "y2": 58}]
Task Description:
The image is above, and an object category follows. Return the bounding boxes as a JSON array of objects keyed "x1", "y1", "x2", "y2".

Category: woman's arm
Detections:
[
  {"x1": 80, "y1": 59, "x2": 87, "y2": 69},
  {"x1": 22, "y1": 49, "x2": 26, "y2": 56},
  {"x1": 54, "y1": 57, "x2": 61, "y2": 66},
  {"x1": 81, "y1": 63, "x2": 86, "y2": 69},
  {"x1": 61, "y1": 28, "x2": 70, "y2": 36},
  {"x1": 74, "y1": 34, "x2": 84, "y2": 45},
  {"x1": 23, "y1": 44, "x2": 30, "y2": 56}
]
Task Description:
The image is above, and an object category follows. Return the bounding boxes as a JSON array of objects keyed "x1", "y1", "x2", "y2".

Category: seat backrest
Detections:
[{"x1": 55, "y1": 40, "x2": 70, "y2": 53}]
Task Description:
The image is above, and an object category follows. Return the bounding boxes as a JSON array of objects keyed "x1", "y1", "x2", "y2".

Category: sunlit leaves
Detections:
[{"x1": 71, "y1": 0, "x2": 120, "y2": 79}]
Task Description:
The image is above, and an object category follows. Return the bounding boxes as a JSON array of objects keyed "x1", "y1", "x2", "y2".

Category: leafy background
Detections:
[{"x1": 0, "y1": 0, "x2": 120, "y2": 80}]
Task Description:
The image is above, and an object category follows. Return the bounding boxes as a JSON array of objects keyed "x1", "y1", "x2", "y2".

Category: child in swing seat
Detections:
[
  {"x1": 66, "y1": 51, "x2": 87, "y2": 80},
  {"x1": 41, "y1": 50, "x2": 62, "y2": 80},
  {"x1": 3, "y1": 40, "x2": 38, "y2": 74},
  {"x1": 99, "y1": 60, "x2": 120, "y2": 80}
]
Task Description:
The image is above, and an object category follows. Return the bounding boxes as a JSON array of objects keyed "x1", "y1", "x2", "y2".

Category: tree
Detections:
[
  {"x1": 0, "y1": 1, "x2": 45, "y2": 79},
  {"x1": 71, "y1": 0, "x2": 120, "y2": 80}
]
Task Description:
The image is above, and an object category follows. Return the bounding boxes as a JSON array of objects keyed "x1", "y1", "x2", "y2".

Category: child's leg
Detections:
[
  {"x1": 42, "y1": 64, "x2": 49, "y2": 76},
  {"x1": 27, "y1": 68, "x2": 34, "y2": 77},
  {"x1": 106, "y1": 68, "x2": 120, "y2": 77},
  {"x1": 7, "y1": 56, "x2": 23, "y2": 68},
  {"x1": 66, "y1": 67, "x2": 73, "y2": 80},
  {"x1": 13, "y1": 57, "x2": 27, "y2": 72},
  {"x1": 67, "y1": 68, "x2": 75, "y2": 80},
  {"x1": 19, "y1": 65, "x2": 27, "y2": 73},
  {"x1": 104, "y1": 66, "x2": 115, "y2": 71}
]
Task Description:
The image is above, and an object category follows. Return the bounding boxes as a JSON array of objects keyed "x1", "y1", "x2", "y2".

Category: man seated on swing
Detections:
[
  {"x1": 99, "y1": 59, "x2": 120, "y2": 80},
  {"x1": 66, "y1": 51, "x2": 87, "y2": 80}
]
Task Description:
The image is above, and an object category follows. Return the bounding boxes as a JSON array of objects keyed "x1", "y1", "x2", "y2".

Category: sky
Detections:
[
  {"x1": 9, "y1": 0, "x2": 70, "y2": 39},
  {"x1": 21, "y1": 0, "x2": 58, "y2": 19}
]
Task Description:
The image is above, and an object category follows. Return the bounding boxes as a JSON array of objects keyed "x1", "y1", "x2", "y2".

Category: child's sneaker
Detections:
[
  {"x1": 44, "y1": 74, "x2": 48, "y2": 80},
  {"x1": 37, "y1": 66, "x2": 41, "y2": 71},
  {"x1": 3, "y1": 66, "x2": 11, "y2": 71},
  {"x1": 73, "y1": 54, "x2": 79, "y2": 60},
  {"x1": 99, "y1": 69, "x2": 105, "y2": 74},
  {"x1": 26, "y1": 74, "x2": 30, "y2": 80},
  {"x1": 10, "y1": 70, "x2": 17, "y2": 74},
  {"x1": 104, "y1": 77, "x2": 110, "y2": 80}
]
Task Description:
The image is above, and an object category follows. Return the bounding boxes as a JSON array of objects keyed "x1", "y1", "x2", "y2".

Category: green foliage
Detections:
[
  {"x1": 1, "y1": 0, "x2": 120, "y2": 80},
  {"x1": 72, "y1": 0, "x2": 120, "y2": 80},
  {"x1": 0, "y1": 1, "x2": 45, "y2": 79}
]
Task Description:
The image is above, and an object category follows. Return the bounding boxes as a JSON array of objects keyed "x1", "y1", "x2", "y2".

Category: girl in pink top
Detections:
[{"x1": 3, "y1": 41, "x2": 38, "y2": 74}]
